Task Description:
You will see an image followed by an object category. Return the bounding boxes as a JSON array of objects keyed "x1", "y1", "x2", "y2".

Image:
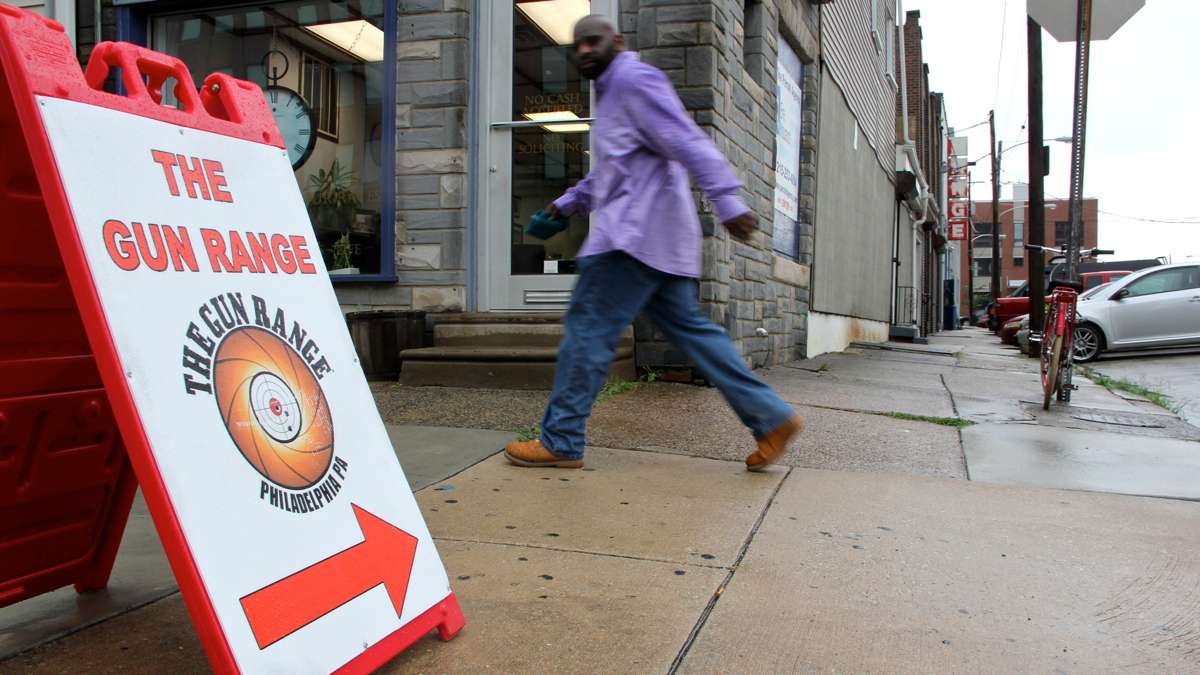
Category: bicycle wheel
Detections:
[
  {"x1": 1042, "y1": 333, "x2": 1062, "y2": 410},
  {"x1": 1041, "y1": 303, "x2": 1061, "y2": 410}
]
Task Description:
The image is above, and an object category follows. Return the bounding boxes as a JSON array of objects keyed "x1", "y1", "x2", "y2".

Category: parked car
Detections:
[
  {"x1": 1000, "y1": 313, "x2": 1026, "y2": 345},
  {"x1": 1072, "y1": 263, "x2": 1200, "y2": 362},
  {"x1": 986, "y1": 270, "x2": 1132, "y2": 331}
]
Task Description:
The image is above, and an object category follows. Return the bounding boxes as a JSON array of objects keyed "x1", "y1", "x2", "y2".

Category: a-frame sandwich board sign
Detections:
[{"x1": 0, "y1": 7, "x2": 463, "y2": 672}]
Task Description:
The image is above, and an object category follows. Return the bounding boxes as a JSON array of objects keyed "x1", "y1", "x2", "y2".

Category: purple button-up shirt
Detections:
[{"x1": 554, "y1": 52, "x2": 748, "y2": 278}]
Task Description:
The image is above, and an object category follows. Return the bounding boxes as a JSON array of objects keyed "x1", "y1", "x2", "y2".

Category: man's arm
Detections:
[
  {"x1": 551, "y1": 172, "x2": 597, "y2": 217},
  {"x1": 623, "y1": 66, "x2": 754, "y2": 237}
]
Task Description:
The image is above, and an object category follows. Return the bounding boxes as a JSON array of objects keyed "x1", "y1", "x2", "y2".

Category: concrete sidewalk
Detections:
[{"x1": 4, "y1": 328, "x2": 1200, "y2": 673}]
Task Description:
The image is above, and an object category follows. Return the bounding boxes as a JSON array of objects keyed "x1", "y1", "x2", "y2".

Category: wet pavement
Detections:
[
  {"x1": 1090, "y1": 350, "x2": 1200, "y2": 427},
  {"x1": 4, "y1": 328, "x2": 1199, "y2": 673},
  {"x1": 963, "y1": 423, "x2": 1200, "y2": 500}
]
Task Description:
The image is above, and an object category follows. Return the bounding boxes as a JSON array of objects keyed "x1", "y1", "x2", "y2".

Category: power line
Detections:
[
  {"x1": 1098, "y1": 210, "x2": 1200, "y2": 224},
  {"x1": 1040, "y1": 190, "x2": 1200, "y2": 223},
  {"x1": 992, "y1": 0, "x2": 1009, "y2": 112},
  {"x1": 951, "y1": 118, "x2": 991, "y2": 134}
]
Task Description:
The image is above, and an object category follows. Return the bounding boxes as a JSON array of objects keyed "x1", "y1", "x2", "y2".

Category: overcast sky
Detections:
[{"x1": 904, "y1": 0, "x2": 1200, "y2": 263}]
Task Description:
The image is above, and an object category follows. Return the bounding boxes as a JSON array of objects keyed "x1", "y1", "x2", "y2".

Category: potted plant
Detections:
[
  {"x1": 307, "y1": 159, "x2": 360, "y2": 236},
  {"x1": 328, "y1": 232, "x2": 358, "y2": 275}
]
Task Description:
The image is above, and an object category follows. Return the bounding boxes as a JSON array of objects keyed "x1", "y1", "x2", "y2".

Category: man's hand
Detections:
[
  {"x1": 723, "y1": 211, "x2": 756, "y2": 242},
  {"x1": 545, "y1": 202, "x2": 563, "y2": 220}
]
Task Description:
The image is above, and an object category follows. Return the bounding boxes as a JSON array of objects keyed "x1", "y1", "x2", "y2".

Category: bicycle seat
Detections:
[{"x1": 1049, "y1": 279, "x2": 1084, "y2": 293}]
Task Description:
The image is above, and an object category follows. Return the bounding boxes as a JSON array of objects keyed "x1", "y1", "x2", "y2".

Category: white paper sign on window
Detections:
[{"x1": 773, "y1": 41, "x2": 803, "y2": 222}]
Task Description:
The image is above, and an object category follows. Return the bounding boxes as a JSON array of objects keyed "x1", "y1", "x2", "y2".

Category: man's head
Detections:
[{"x1": 573, "y1": 14, "x2": 624, "y2": 80}]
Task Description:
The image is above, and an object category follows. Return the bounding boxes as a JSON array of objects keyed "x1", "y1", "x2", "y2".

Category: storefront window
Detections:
[{"x1": 152, "y1": 1, "x2": 386, "y2": 276}]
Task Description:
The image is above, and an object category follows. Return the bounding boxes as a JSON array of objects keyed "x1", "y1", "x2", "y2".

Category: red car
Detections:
[
  {"x1": 1000, "y1": 314, "x2": 1027, "y2": 345},
  {"x1": 986, "y1": 271, "x2": 1131, "y2": 331}
]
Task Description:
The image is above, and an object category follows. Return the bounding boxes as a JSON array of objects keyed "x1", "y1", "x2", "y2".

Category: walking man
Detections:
[{"x1": 504, "y1": 15, "x2": 803, "y2": 472}]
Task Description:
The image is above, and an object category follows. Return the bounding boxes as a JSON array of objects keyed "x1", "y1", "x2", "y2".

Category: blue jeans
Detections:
[{"x1": 540, "y1": 251, "x2": 794, "y2": 459}]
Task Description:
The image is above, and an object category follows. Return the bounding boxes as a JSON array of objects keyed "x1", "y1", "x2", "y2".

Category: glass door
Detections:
[{"x1": 480, "y1": 0, "x2": 614, "y2": 311}]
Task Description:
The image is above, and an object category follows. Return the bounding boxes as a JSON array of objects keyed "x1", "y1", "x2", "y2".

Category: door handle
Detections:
[{"x1": 1191, "y1": 296, "x2": 1200, "y2": 302}]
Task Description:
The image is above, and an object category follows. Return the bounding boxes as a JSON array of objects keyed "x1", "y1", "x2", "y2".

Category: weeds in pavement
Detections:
[
  {"x1": 878, "y1": 412, "x2": 975, "y2": 428},
  {"x1": 1078, "y1": 367, "x2": 1180, "y2": 413},
  {"x1": 596, "y1": 370, "x2": 665, "y2": 404},
  {"x1": 516, "y1": 372, "x2": 663, "y2": 439},
  {"x1": 515, "y1": 424, "x2": 540, "y2": 442},
  {"x1": 816, "y1": 362, "x2": 830, "y2": 373},
  {"x1": 597, "y1": 378, "x2": 640, "y2": 404}
]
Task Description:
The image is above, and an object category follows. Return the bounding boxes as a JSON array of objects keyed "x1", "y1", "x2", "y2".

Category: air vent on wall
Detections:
[{"x1": 524, "y1": 290, "x2": 572, "y2": 305}]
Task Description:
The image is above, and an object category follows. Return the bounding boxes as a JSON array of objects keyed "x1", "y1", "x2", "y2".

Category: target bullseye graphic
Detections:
[
  {"x1": 213, "y1": 327, "x2": 333, "y2": 489},
  {"x1": 250, "y1": 372, "x2": 302, "y2": 443}
]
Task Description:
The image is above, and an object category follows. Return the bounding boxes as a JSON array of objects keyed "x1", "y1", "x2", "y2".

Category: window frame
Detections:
[
  {"x1": 883, "y1": 21, "x2": 896, "y2": 87},
  {"x1": 771, "y1": 37, "x2": 805, "y2": 261},
  {"x1": 1124, "y1": 267, "x2": 1198, "y2": 298},
  {"x1": 119, "y1": 0, "x2": 399, "y2": 285},
  {"x1": 870, "y1": 0, "x2": 882, "y2": 51},
  {"x1": 301, "y1": 50, "x2": 339, "y2": 142}
]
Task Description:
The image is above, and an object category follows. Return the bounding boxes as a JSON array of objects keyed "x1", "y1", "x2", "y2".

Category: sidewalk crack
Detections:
[
  {"x1": 430, "y1": 537, "x2": 730, "y2": 570},
  {"x1": 666, "y1": 466, "x2": 793, "y2": 674},
  {"x1": 941, "y1": 374, "x2": 972, "y2": 480}
]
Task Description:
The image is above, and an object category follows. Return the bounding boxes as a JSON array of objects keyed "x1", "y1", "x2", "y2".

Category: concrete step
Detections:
[
  {"x1": 402, "y1": 346, "x2": 635, "y2": 362},
  {"x1": 432, "y1": 313, "x2": 564, "y2": 324},
  {"x1": 433, "y1": 324, "x2": 635, "y2": 348},
  {"x1": 400, "y1": 346, "x2": 635, "y2": 389},
  {"x1": 400, "y1": 313, "x2": 637, "y2": 388}
]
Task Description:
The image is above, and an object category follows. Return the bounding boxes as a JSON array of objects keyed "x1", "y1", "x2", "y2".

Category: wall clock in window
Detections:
[{"x1": 265, "y1": 85, "x2": 316, "y2": 170}]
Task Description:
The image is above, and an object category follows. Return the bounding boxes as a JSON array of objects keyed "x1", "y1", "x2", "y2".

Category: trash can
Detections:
[{"x1": 344, "y1": 310, "x2": 426, "y2": 381}]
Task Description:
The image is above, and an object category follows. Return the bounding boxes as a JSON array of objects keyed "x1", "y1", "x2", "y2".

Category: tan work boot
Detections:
[
  {"x1": 745, "y1": 416, "x2": 804, "y2": 472},
  {"x1": 504, "y1": 438, "x2": 584, "y2": 468}
]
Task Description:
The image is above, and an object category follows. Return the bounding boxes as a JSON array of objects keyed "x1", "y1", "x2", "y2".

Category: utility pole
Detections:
[
  {"x1": 989, "y1": 111, "x2": 1001, "y2": 303},
  {"x1": 1027, "y1": 16, "x2": 1047, "y2": 344},
  {"x1": 965, "y1": 170, "x2": 974, "y2": 315},
  {"x1": 1066, "y1": 0, "x2": 1094, "y2": 280}
]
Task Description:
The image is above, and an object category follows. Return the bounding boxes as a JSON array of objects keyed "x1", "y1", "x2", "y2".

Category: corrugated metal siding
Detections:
[{"x1": 821, "y1": 0, "x2": 896, "y2": 175}]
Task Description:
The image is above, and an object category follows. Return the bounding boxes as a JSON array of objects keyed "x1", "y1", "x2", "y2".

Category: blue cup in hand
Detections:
[{"x1": 525, "y1": 209, "x2": 568, "y2": 240}]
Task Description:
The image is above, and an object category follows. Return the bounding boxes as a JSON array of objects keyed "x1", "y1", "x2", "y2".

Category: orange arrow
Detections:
[{"x1": 239, "y1": 504, "x2": 418, "y2": 649}]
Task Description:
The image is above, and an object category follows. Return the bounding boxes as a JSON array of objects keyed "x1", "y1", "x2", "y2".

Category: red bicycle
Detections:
[{"x1": 1027, "y1": 245, "x2": 1113, "y2": 409}]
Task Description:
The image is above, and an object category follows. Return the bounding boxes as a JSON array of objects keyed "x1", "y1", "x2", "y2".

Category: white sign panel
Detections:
[
  {"x1": 1028, "y1": 0, "x2": 1144, "y2": 41},
  {"x1": 773, "y1": 42, "x2": 803, "y2": 221},
  {"x1": 949, "y1": 135, "x2": 969, "y2": 158},
  {"x1": 38, "y1": 96, "x2": 452, "y2": 673}
]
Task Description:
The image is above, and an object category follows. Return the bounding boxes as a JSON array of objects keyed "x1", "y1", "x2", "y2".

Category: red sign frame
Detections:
[{"x1": 0, "y1": 8, "x2": 461, "y2": 672}]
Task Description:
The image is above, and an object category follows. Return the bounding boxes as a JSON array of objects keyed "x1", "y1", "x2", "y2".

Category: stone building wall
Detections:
[
  {"x1": 73, "y1": 0, "x2": 828, "y2": 371},
  {"x1": 623, "y1": 0, "x2": 821, "y2": 371}
]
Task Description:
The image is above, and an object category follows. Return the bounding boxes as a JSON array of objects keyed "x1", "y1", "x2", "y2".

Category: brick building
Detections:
[
  {"x1": 963, "y1": 196, "x2": 1099, "y2": 308},
  {"x1": 892, "y1": 9, "x2": 949, "y2": 339}
]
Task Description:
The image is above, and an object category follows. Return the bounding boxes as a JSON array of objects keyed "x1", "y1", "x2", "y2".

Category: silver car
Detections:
[{"x1": 1073, "y1": 263, "x2": 1200, "y2": 362}]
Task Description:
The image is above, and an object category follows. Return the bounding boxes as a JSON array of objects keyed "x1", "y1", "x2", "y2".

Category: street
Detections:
[
  {"x1": 4, "y1": 328, "x2": 1198, "y2": 673},
  {"x1": 1089, "y1": 350, "x2": 1200, "y2": 428}
]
